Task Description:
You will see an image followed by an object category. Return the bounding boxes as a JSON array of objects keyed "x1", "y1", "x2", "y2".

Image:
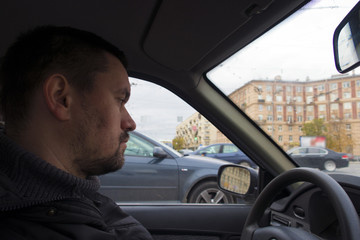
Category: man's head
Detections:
[{"x1": 0, "y1": 26, "x2": 136, "y2": 177}]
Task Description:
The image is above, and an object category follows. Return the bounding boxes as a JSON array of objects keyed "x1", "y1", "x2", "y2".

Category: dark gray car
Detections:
[
  {"x1": 287, "y1": 146, "x2": 349, "y2": 172},
  {"x1": 99, "y1": 131, "x2": 237, "y2": 204}
]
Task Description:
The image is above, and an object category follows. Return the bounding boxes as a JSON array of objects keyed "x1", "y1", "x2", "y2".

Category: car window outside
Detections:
[
  {"x1": 223, "y1": 145, "x2": 238, "y2": 153},
  {"x1": 99, "y1": 78, "x2": 253, "y2": 205},
  {"x1": 207, "y1": 0, "x2": 359, "y2": 177}
]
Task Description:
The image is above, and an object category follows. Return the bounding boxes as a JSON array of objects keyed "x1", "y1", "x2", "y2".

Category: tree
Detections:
[
  {"x1": 302, "y1": 118, "x2": 326, "y2": 136},
  {"x1": 172, "y1": 136, "x2": 185, "y2": 150},
  {"x1": 325, "y1": 120, "x2": 353, "y2": 153}
]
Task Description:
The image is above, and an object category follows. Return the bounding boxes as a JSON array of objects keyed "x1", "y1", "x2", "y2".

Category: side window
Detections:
[
  {"x1": 223, "y1": 145, "x2": 238, "y2": 153},
  {"x1": 124, "y1": 133, "x2": 155, "y2": 157},
  {"x1": 308, "y1": 148, "x2": 320, "y2": 154},
  {"x1": 99, "y1": 78, "x2": 255, "y2": 205},
  {"x1": 202, "y1": 145, "x2": 221, "y2": 154}
]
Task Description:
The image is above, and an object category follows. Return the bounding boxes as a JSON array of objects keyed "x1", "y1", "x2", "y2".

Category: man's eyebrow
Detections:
[{"x1": 114, "y1": 88, "x2": 130, "y2": 99}]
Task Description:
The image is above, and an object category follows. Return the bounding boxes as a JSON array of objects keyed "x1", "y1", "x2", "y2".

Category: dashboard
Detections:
[{"x1": 268, "y1": 174, "x2": 360, "y2": 239}]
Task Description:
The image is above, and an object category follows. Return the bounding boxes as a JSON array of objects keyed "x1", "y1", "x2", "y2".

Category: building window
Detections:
[
  {"x1": 287, "y1": 116, "x2": 293, "y2": 123},
  {"x1": 307, "y1": 115, "x2": 314, "y2": 121},
  {"x1": 331, "y1": 83, "x2": 337, "y2": 90},
  {"x1": 258, "y1": 94, "x2": 263, "y2": 100},
  {"x1": 330, "y1": 93, "x2": 339, "y2": 101},
  {"x1": 276, "y1": 95, "x2": 283, "y2": 102},
  {"x1": 318, "y1": 94, "x2": 325, "y2": 101},
  {"x1": 286, "y1": 86, "x2": 292, "y2": 92},
  {"x1": 317, "y1": 84, "x2": 324, "y2": 91},
  {"x1": 259, "y1": 104, "x2": 263, "y2": 111},
  {"x1": 287, "y1": 106, "x2": 293, "y2": 112},
  {"x1": 357, "y1": 80, "x2": 360, "y2": 87},
  {"x1": 305, "y1": 86, "x2": 313, "y2": 92},
  {"x1": 297, "y1": 115, "x2": 303, "y2": 122},
  {"x1": 276, "y1": 105, "x2": 283, "y2": 112},
  {"x1": 296, "y1": 106, "x2": 303, "y2": 113},
  {"x1": 278, "y1": 125, "x2": 282, "y2": 131},
  {"x1": 267, "y1": 126, "x2": 273, "y2": 131},
  {"x1": 267, "y1": 105, "x2": 273, "y2": 111},
  {"x1": 286, "y1": 96, "x2": 292, "y2": 103},
  {"x1": 258, "y1": 115, "x2": 263, "y2": 121},
  {"x1": 277, "y1": 115, "x2": 283, "y2": 121},
  {"x1": 276, "y1": 85, "x2": 282, "y2": 93},
  {"x1": 330, "y1": 103, "x2": 339, "y2": 110},
  {"x1": 344, "y1": 113, "x2": 352, "y2": 119},
  {"x1": 343, "y1": 92, "x2": 351, "y2": 99},
  {"x1": 296, "y1": 96, "x2": 303, "y2": 102},
  {"x1": 266, "y1": 95, "x2": 273, "y2": 102},
  {"x1": 267, "y1": 115, "x2": 273, "y2": 121},
  {"x1": 357, "y1": 91, "x2": 360, "y2": 98},
  {"x1": 288, "y1": 126, "x2": 292, "y2": 131},
  {"x1": 278, "y1": 135, "x2": 283, "y2": 142},
  {"x1": 306, "y1": 96, "x2": 313, "y2": 104},
  {"x1": 266, "y1": 85, "x2": 272, "y2": 92},
  {"x1": 298, "y1": 126, "x2": 302, "y2": 132},
  {"x1": 343, "y1": 81, "x2": 350, "y2": 88},
  {"x1": 318, "y1": 104, "x2": 326, "y2": 112},
  {"x1": 289, "y1": 135, "x2": 293, "y2": 142},
  {"x1": 307, "y1": 106, "x2": 314, "y2": 112},
  {"x1": 344, "y1": 102, "x2": 352, "y2": 110},
  {"x1": 346, "y1": 124, "x2": 351, "y2": 130}
]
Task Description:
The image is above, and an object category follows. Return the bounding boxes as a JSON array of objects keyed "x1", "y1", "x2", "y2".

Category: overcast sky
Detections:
[{"x1": 128, "y1": 0, "x2": 359, "y2": 142}]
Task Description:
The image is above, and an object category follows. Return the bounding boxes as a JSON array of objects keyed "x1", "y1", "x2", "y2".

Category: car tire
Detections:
[
  {"x1": 324, "y1": 160, "x2": 336, "y2": 172},
  {"x1": 187, "y1": 181, "x2": 235, "y2": 204}
]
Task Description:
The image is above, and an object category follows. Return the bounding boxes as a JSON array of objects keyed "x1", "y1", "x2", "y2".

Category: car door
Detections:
[
  {"x1": 99, "y1": 132, "x2": 180, "y2": 203},
  {"x1": 217, "y1": 144, "x2": 240, "y2": 163},
  {"x1": 306, "y1": 147, "x2": 327, "y2": 168}
]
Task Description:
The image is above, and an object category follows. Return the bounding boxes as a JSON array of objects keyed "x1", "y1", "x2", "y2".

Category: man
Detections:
[{"x1": 0, "y1": 26, "x2": 153, "y2": 239}]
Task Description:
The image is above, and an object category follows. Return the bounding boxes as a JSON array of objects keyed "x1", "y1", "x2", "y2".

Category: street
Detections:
[{"x1": 333, "y1": 161, "x2": 360, "y2": 176}]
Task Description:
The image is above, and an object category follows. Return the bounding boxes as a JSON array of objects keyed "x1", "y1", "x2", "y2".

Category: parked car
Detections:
[
  {"x1": 99, "y1": 131, "x2": 238, "y2": 203},
  {"x1": 190, "y1": 143, "x2": 257, "y2": 168},
  {"x1": 287, "y1": 147, "x2": 349, "y2": 172}
]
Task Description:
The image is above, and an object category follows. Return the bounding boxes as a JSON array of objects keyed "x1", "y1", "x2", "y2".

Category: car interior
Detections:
[{"x1": 1, "y1": 0, "x2": 360, "y2": 239}]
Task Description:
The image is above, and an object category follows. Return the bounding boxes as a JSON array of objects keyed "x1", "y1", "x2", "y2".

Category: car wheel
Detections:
[
  {"x1": 324, "y1": 160, "x2": 336, "y2": 172},
  {"x1": 187, "y1": 181, "x2": 235, "y2": 204}
]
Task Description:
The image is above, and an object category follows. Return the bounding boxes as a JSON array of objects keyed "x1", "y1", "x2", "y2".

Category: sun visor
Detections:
[{"x1": 143, "y1": 0, "x2": 273, "y2": 71}]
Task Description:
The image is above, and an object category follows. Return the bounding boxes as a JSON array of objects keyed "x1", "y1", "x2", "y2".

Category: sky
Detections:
[{"x1": 128, "y1": 0, "x2": 359, "y2": 142}]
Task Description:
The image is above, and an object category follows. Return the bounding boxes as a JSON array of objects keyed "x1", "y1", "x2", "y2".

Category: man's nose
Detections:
[{"x1": 121, "y1": 107, "x2": 136, "y2": 131}]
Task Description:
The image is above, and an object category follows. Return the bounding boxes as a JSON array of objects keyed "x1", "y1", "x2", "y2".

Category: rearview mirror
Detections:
[
  {"x1": 333, "y1": 1, "x2": 360, "y2": 73},
  {"x1": 217, "y1": 165, "x2": 258, "y2": 195}
]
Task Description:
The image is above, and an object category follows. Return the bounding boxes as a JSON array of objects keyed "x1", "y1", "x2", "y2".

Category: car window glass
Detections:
[
  {"x1": 308, "y1": 148, "x2": 320, "y2": 154},
  {"x1": 99, "y1": 78, "x2": 255, "y2": 205},
  {"x1": 125, "y1": 132, "x2": 155, "y2": 157},
  {"x1": 203, "y1": 145, "x2": 221, "y2": 154},
  {"x1": 223, "y1": 145, "x2": 238, "y2": 153},
  {"x1": 207, "y1": 0, "x2": 358, "y2": 177}
]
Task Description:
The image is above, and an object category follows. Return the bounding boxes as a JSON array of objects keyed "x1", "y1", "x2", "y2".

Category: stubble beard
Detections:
[
  {"x1": 73, "y1": 131, "x2": 129, "y2": 177},
  {"x1": 70, "y1": 102, "x2": 130, "y2": 177}
]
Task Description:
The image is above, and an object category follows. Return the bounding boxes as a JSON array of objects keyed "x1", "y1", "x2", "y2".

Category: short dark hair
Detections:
[{"x1": 0, "y1": 25, "x2": 127, "y2": 129}]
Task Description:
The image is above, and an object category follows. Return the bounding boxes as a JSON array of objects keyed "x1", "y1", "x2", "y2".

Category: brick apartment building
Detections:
[{"x1": 177, "y1": 74, "x2": 360, "y2": 155}]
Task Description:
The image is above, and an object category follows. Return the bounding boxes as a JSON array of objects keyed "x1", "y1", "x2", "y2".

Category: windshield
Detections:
[{"x1": 207, "y1": 0, "x2": 359, "y2": 176}]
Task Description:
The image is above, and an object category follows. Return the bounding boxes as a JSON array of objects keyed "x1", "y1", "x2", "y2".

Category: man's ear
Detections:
[{"x1": 43, "y1": 74, "x2": 72, "y2": 121}]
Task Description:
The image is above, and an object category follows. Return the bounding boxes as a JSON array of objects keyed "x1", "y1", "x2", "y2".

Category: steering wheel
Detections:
[{"x1": 241, "y1": 167, "x2": 360, "y2": 240}]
